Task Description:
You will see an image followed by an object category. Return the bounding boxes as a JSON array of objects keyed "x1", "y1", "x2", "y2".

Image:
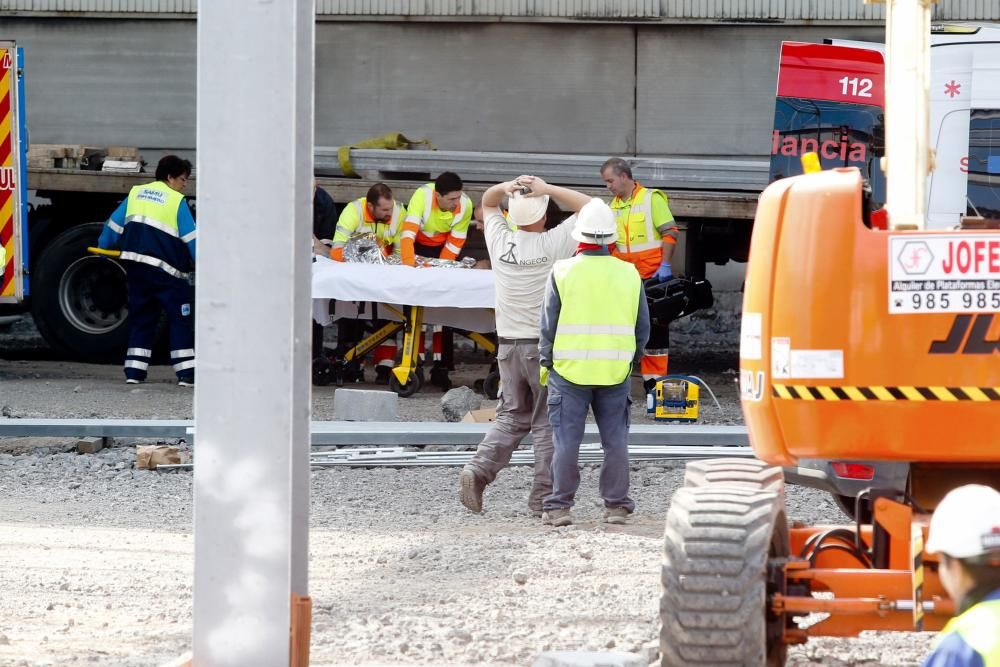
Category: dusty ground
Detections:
[{"x1": 0, "y1": 322, "x2": 933, "y2": 666}]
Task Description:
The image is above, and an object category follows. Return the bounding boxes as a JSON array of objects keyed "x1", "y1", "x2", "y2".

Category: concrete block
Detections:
[
  {"x1": 333, "y1": 389, "x2": 398, "y2": 422},
  {"x1": 532, "y1": 652, "x2": 646, "y2": 667},
  {"x1": 76, "y1": 437, "x2": 108, "y2": 454}
]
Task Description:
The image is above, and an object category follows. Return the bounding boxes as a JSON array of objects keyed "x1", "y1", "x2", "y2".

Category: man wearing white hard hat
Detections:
[
  {"x1": 922, "y1": 484, "x2": 1000, "y2": 667},
  {"x1": 459, "y1": 175, "x2": 591, "y2": 516},
  {"x1": 536, "y1": 199, "x2": 649, "y2": 527}
]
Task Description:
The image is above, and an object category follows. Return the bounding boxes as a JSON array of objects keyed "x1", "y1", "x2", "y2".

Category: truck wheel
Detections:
[
  {"x1": 684, "y1": 457, "x2": 785, "y2": 492},
  {"x1": 30, "y1": 223, "x2": 130, "y2": 362},
  {"x1": 660, "y1": 480, "x2": 789, "y2": 667}
]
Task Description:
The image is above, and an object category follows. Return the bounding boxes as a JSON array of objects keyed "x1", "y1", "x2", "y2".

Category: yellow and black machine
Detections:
[
  {"x1": 312, "y1": 303, "x2": 499, "y2": 398},
  {"x1": 658, "y1": 1, "x2": 1000, "y2": 664}
]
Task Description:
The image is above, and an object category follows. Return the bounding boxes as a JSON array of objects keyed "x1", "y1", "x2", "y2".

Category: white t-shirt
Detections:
[{"x1": 484, "y1": 210, "x2": 577, "y2": 339}]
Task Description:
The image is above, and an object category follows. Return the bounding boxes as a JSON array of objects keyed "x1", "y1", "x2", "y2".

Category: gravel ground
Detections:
[{"x1": 0, "y1": 325, "x2": 934, "y2": 666}]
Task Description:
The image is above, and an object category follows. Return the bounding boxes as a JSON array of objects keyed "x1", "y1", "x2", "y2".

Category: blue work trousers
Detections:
[
  {"x1": 543, "y1": 369, "x2": 634, "y2": 512},
  {"x1": 123, "y1": 262, "x2": 194, "y2": 382}
]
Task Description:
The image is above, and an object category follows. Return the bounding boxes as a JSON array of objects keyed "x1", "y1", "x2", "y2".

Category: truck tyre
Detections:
[
  {"x1": 30, "y1": 223, "x2": 129, "y2": 362},
  {"x1": 661, "y1": 474, "x2": 789, "y2": 666},
  {"x1": 684, "y1": 458, "x2": 785, "y2": 492}
]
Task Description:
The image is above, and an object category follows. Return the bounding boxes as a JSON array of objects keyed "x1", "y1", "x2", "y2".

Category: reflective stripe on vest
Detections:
[
  {"x1": 932, "y1": 599, "x2": 1000, "y2": 667},
  {"x1": 611, "y1": 185, "x2": 662, "y2": 254},
  {"x1": 334, "y1": 197, "x2": 403, "y2": 247},
  {"x1": 418, "y1": 184, "x2": 469, "y2": 235},
  {"x1": 551, "y1": 254, "x2": 640, "y2": 386},
  {"x1": 122, "y1": 182, "x2": 188, "y2": 278},
  {"x1": 125, "y1": 182, "x2": 184, "y2": 236}
]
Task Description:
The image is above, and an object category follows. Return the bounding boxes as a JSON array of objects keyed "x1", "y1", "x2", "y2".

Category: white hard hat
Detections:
[
  {"x1": 571, "y1": 198, "x2": 618, "y2": 244},
  {"x1": 925, "y1": 485, "x2": 1000, "y2": 560},
  {"x1": 507, "y1": 191, "x2": 549, "y2": 227}
]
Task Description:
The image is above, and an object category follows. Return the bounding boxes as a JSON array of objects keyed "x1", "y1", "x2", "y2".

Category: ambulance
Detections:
[{"x1": 771, "y1": 23, "x2": 1000, "y2": 230}]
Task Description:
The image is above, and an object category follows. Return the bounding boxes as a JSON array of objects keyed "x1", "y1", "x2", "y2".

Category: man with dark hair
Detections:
[
  {"x1": 98, "y1": 155, "x2": 197, "y2": 386},
  {"x1": 400, "y1": 171, "x2": 472, "y2": 265},
  {"x1": 401, "y1": 172, "x2": 474, "y2": 387},
  {"x1": 324, "y1": 182, "x2": 405, "y2": 262},
  {"x1": 314, "y1": 182, "x2": 406, "y2": 382},
  {"x1": 600, "y1": 156, "x2": 679, "y2": 398}
]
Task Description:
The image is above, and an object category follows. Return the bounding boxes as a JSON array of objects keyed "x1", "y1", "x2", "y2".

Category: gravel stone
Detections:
[
  {"x1": 440, "y1": 385, "x2": 482, "y2": 422},
  {"x1": 0, "y1": 346, "x2": 935, "y2": 666}
]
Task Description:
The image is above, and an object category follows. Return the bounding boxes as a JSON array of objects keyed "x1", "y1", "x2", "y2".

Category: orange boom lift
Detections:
[{"x1": 658, "y1": 0, "x2": 999, "y2": 664}]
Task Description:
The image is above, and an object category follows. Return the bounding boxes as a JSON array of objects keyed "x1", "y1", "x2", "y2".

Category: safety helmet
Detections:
[
  {"x1": 925, "y1": 484, "x2": 1000, "y2": 561},
  {"x1": 507, "y1": 191, "x2": 550, "y2": 227},
  {"x1": 571, "y1": 198, "x2": 618, "y2": 244}
]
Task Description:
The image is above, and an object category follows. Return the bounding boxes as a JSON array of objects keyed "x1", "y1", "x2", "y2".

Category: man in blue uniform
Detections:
[{"x1": 98, "y1": 155, "x2": 197, "y2": 386}]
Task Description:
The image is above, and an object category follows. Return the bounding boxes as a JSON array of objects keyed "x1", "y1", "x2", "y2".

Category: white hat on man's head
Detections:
[
  {"x1": 925, "y1": 484, "x2": 1000, "y2": 560},
  {"x1": 506, "y1": 191, "x2": 550, "y2": 227},
  {"x1": 571, "y1": 198, "x2": 618, "y2": 244}
]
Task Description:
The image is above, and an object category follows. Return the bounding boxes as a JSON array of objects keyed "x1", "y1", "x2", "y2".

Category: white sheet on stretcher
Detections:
[{"x1": 311, "y1": 257, "x2": 497, "y2": 332}]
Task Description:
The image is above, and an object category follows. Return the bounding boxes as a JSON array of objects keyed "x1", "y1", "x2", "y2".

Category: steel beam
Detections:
[
  {"x1": 193, "y1": 0, "x2": 314, "y2": 664},
  {"x1": 0, "y1": 418, "x2": 748, "y2": 447}
]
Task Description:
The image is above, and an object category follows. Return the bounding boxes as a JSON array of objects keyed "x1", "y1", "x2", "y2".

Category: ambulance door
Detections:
[{"x1": 927, "y1": 44, "x2": 973, "y2": 229}]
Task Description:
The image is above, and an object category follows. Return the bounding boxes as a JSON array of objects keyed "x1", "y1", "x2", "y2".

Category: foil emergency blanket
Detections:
[{"x1": 342, "y1": 233, "x2": 476, "y2": 268}]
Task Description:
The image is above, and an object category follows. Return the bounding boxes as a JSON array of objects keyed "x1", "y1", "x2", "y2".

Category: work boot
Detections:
[
  {"x1": 125, "y1": 378, "x2": 143, "y2": 385},
  {"x1": 178, "y1": 376, "x2": 195, "y2": 388},
  {"x1": 604, "y1": 507, "x2": 631, "y2": 525},
  {"x1": 375, "y1": 366, "x2": 391, "y2": 385},
  {"x1": 459, "y1": 468, "x2": 487, "y2": 513},
  {"x1": 542, "y1": 508, "x2": 573, "y2": 527}
]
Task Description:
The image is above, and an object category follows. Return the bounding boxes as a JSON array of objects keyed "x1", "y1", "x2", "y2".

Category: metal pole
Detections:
[
  {"x1": 877, "y1": 0, "x2": 937, "y2": 231},
  {"x1": 194, "y1": 0, "x2": 314, "y2": 663}
]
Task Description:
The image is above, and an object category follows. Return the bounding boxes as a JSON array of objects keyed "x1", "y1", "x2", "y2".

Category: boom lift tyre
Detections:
[{"x1": 660, "y1": 482, "x2": 789, "y2": 667}]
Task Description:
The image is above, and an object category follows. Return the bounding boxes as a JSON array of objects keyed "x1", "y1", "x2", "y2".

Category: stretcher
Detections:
[{"x1": 311, "y1": 257, "x2": 498, "y2": 397}]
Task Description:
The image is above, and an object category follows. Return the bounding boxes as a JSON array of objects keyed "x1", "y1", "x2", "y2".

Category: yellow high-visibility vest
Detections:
[{"x1": 552, "y1": 254, "x2": 641, "y2": 386}]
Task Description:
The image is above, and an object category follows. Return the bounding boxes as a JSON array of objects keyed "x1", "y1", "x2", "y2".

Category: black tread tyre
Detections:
[
  {"x1": 483, "y1": 371, "x2": 501, "y2": 400},
  {"x1": 389, "y1": 368, "x2": 424, "y2": 398},
  {"x1": 30, "y1": 223, "x2": 129, "y2": 362},
  {"x1": 660, "y1": 483, "x2": 789, "y2": 667},
  {"x1": 684, "y1": 457, "x2": 785, "y2": 493}
]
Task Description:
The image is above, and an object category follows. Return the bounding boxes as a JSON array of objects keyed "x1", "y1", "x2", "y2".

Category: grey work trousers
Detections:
[
  {"x1": 543, "y1": 369, "x2": 634, "y2": 513},
  {"x1": 465, "y1": 340, "x2": 554, "y2": 511}
]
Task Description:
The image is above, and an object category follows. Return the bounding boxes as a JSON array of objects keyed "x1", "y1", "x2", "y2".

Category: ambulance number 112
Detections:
[{"x1": 838, "y1": 76, "x2": 873, "y2": 98}]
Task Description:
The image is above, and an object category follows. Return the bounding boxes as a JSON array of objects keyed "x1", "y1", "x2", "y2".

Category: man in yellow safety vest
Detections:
[
  {"x1": 537, "y1": 198, "x2": 649, "y2": 527},
  {"x1": 600, "y1": 157, "x2": 679, "y2": 398},
  {"x1": 922, "y1": 485, "x2": 1000, "y2": 667},
  {"x1": 400, "y1": 171, "x2": 474, "y2": 388}
]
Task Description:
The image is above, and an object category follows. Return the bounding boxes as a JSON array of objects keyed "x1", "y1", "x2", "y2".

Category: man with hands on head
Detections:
[{"x1": 459, "y1": 175, "x2": 591, "y2": 518}]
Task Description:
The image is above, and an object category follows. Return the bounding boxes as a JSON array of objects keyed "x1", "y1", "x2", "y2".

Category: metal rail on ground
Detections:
[
  {"x1": 157, "y1": 443, "x2": 755, "y2": 471},
  {"x1": 0, "y1": 419, "x2": 748, "y2": 447}
]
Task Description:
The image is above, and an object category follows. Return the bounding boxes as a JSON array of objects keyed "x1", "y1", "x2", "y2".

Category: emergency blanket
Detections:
[{"x1": 312, "y1": 257, "x2": 496, "y2": 332}]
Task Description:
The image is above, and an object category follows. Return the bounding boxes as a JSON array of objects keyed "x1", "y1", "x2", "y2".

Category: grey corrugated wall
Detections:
[{"x1": 0, "y1": 0, "x2": 997, "y2": 20}]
